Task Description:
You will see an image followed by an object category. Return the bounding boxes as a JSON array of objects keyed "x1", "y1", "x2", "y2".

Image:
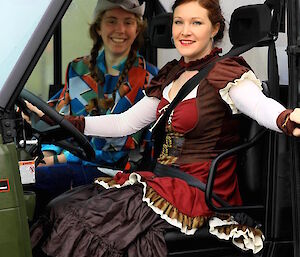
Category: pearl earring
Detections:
[{"x1": 171, "y1": 36, "x2": 174, "y2": 45}]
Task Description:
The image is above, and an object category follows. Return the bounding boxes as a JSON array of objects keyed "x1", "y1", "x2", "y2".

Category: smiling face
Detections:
[
  {"x1": 172, "y1": 1, "x2": 220, "y2": 63},
  {"x1": 97, "y1": 7, "x2": 139, "y2": 59}
]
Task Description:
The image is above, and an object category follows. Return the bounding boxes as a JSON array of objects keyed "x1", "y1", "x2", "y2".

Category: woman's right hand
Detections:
[{"x1": 290, "y1": 108, "x2": 300, "y2": 137}]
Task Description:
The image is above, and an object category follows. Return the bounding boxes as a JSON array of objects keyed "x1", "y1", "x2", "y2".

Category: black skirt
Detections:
[{"x1": 30, "y1": 183, "x2": 172, "y2": 257}]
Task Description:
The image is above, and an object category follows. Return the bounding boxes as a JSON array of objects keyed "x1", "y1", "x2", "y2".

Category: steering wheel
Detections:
[{"x1": 18, "y1": 89, "x2": 96, "y2": 162}]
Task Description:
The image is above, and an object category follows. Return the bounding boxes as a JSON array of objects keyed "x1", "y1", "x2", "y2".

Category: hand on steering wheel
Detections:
[{"x1": 18, "y1": 89, "x2": 96, "y2": 162}]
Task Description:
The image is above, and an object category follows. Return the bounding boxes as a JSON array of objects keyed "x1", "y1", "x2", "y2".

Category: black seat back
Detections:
[
  {"x1": 229, "y1": 4, "x2": 272, "y2": 46},
  {"x1": 229, "y1": 5, "x2": 273, "y2": 207},
  {"x1": 237, "y1": 110, "x2": 269, "y2": 207}
]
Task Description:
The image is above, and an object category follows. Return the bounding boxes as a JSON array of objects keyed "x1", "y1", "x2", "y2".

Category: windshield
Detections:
[{"x1": 0, "y1": 0, "x2": 51, "y2": 90}]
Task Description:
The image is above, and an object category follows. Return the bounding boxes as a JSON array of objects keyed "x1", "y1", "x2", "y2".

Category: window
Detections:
[
  {"x1": 25, "y1": 0, "x2": 97, "y2": 101},
  {"x1": 0, "y1": 0, "x2": 51, "y2": 91}
]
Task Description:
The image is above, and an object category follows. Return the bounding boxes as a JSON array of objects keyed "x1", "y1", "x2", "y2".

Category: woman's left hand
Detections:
[
  {"x1": 21, "y1": 100, "x2": 45, "y2": 125},
  {"x1": 290, "y1": 108, "x2": 300, "y2": 137}
]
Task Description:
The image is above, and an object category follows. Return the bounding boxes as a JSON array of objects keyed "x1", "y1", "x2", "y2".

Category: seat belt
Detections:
[{"x1": 154, "y1": 163, "x2": 229, "y2": 207}]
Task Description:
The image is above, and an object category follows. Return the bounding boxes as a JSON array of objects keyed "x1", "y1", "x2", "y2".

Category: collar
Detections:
[
  {"x1": 178, "y1": 47, "x2": 222, "y2": 70},
  {"x1": 158, "y1": 48, "x2": 222, "y2": 90}
]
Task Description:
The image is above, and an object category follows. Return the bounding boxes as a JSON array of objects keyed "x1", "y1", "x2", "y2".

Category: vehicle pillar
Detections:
[{"x1": 0, "y1": 140, "x2": 32, "y2": 257}]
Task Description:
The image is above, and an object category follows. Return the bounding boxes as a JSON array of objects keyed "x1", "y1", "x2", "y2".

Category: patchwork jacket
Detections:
[{"x1": 43, "y1": 50, "x2": 158, "y2": 167}]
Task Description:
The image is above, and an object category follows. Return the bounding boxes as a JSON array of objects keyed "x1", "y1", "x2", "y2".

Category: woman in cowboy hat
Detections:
[{"x1": 33, "y1": 0, "x2": 158, "y2": 207}]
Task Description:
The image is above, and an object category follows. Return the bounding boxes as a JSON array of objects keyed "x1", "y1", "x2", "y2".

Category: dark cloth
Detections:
[
  {"x1": 276, "y1": 108, "x2": 298, "y2": 136},
  {"x1": 31, "y1": 184, "x2": 172, "y2": 257},
  {"x1": 34, "y1": 163, "x2": 103, "y2": 193},
  {"x1": 26, "y1": 163, "x2": 104, "y2": 219},
  {"x1": 41, "y1": 114, "x2": 85, "y2": 133}
]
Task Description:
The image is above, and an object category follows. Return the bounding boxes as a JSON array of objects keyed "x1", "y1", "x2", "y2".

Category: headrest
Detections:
[
  {"x1": 229, "y1": 4, "x2": 272, "y2": 46},
  {"x1": 149, "y1": 13, "x2": 174, "y2": 49},
  {"x1": 149, "y1": 4, "x2": 272, "y2": 49}
]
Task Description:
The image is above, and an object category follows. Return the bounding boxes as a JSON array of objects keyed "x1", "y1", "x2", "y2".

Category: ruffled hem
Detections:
[
  {"x1": 96, "y1": 174, "x2": 207, "y2": 235},
  {"x1": 219, "y1": 70, "x2": 262, "y2": 114},
  {"x1": 209, "y1": 216, "x2": 264, "y2": 254}
]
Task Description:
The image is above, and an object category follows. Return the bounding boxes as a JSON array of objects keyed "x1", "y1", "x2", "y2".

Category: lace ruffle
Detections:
[
  {"x1": 219, "y1": 70, "x2": 262, "y2": 114},
  {"x1": 179, "y1": 47, "x2": 222, "y2": 69},
  {"x1": 209, "y1": 216, "x2": 264, "y2": 254}
]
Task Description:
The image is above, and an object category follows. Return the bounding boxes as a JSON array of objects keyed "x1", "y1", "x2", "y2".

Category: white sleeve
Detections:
[
  {"x1": 228, "y1": 79, "x2": 285, "y2": 132},
  {"x1": 84, "y1": 95, "x2": 160, "y2": 137}
]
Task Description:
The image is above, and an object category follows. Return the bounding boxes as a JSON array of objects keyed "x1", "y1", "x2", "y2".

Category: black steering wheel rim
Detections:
[{"x1": 19, "y1": 89, "x2": 96, "y2": 162}]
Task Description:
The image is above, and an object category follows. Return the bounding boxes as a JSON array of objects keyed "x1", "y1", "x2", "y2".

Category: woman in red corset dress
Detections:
[{"x1": 28, "y1": 0, "x2": 300, "y2": 256}]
